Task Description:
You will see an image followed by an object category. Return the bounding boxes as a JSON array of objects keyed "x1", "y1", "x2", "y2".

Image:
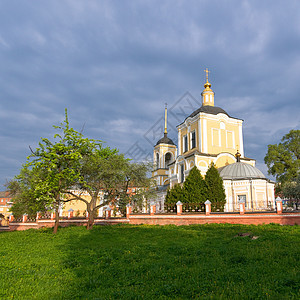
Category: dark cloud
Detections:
[{"x1": 0, "y1": 0, "x2": 300, "y2": 187}]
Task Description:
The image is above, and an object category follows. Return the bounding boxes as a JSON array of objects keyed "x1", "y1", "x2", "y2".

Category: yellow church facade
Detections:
[{"x1": 152, "y1": 70, "x2": 275, "y2": 212}]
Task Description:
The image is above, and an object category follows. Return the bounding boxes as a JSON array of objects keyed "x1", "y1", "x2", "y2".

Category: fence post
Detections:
[
  {"x1": 86, "y1": 210, "x2": 89, "y2": 219},
  {"x1": 36, "y1": 212, "x2": 41, "y2": 220},
  {"x1": 98, "y1": 208, "x2": 102, "y2": 218},
  {"x1": 205, "y1": 200, "x2": 211, "y2": 216},
  {"x1": 239, "y1": 199, "x2": 245, "y2": 215},
  {"x1": 150, "y1": 202, "x2": 156, "y2": 216},
  {"x1": 126, "y1": 203, "x2": 132, "y2": 219},
  {"x1": 51, "y1": 211, "x2": 56, "y2": 220},
  {"x1": 176, "y1": 201, "x2": 183, "y2": 216},
  {"x1": 105, "y1": 207, "x2": 112, "y2": 219},
  {"x1": 68, "y1": 208, "x2": 74, "y2": 219},
  {"x1": 9, "y1": 214, "x2": 14, "y2": 222},
  {"x1": 276, "y1": 197, "x2": 283, "y2": 214},
  {"x1": 22, "y1": 213, "x2": 28, "y2": 223}
]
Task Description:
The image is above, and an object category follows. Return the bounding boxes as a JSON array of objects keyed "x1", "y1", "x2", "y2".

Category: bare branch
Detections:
[
  {"x1": 94, "y1": 199, "x2": 110, "y2": 210},
  {"x1": 80, "y1": 122, "x2": 86, "y2": 134},
  {"x1": 29, "y1": 145, "x2": 35, "y2": 154},
  {"x1": 66, "y1": 191, "x2": 89, "y2": 205}
]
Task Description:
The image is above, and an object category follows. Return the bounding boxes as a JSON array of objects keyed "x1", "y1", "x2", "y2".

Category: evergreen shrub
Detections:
[
  {"x1": 165, "y1": 184, "x2": 184, "y2": 206},
  {"x1": 205, "y1": 163, "x2": 226, "y2": 212},
  {"x1": 183, "y1": 166, "x2": 208, "y2": 204},
  {"x1": 165, "y1": 165, "x2": 226, "y2": 212}
]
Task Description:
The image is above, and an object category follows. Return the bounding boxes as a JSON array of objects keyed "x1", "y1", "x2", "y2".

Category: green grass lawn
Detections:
[{"x1": 0, "y1": 224, "x2": 299, "y2": 299}]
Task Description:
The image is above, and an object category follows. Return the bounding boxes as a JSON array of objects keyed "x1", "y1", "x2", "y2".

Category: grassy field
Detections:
[{"x1": 0, "y1": 224, "x2": 299, "y2": 299}]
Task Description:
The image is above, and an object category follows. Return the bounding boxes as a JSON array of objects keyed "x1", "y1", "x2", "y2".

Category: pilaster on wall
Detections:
[
  {"x1": 239, "y1": 123, "x2": 244, "y2": 157},
  {"x1": 203, "y1": 119, "x2": 207, "y2": 153}
]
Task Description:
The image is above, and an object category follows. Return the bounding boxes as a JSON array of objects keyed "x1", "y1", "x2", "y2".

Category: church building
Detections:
[{"x1": 152, "y1": 70, "x2": 275, "y2": 212}]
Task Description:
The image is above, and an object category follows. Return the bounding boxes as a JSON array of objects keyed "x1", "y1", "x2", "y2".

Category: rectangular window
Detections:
[
  {"x1": 191, "y1": 131, "x2": 196, "y2": 149},
  {"x1": 183, "y1": 135, "x2": 188, "y2": 152}
]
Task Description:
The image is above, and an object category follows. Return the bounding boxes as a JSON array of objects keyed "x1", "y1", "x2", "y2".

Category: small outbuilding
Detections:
[{"x1": 218, "y1": 152, "x2": 275, "y2": 212}]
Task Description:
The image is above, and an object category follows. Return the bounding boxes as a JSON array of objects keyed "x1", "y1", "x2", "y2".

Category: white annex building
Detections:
[{"x1": 152, "y1": 70, "x2": 275, "y2": 212}]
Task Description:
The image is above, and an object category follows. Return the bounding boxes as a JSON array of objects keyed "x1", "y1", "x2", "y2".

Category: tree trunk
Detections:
[
  {"x1": 53, "y1": 202, "x2": 60, "y2": 234},
  {"x1": 87, "y1": 195, "x2": 97, "y2": 230},
  {"x1": 87, "y1": 209, "x2": 94, "y2": 230}
]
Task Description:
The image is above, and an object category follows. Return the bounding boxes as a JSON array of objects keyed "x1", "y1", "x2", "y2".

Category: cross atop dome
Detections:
[{"x1": 204, "y1": 68, "x2": 210, "y2": 82}]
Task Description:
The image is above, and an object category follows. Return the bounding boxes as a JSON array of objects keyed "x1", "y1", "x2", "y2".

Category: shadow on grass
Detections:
[{"x1": 59, "y1": 223, "x2": 300, "y2": 299}]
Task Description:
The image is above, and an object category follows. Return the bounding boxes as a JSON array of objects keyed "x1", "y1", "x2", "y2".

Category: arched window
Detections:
[
  {"x1": 180, "y1": 164, "x2": 184, "y2": 183},
  {"x1": 165, "y1": 152, "x2": 171, "y2": 168},
  {"x1": 156, "y1": 153, "x2": 159, "y2": 169}
]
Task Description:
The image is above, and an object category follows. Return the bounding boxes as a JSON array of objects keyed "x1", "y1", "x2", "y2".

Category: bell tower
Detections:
[{"x1": 152, "y1": 104, "x2": 177, "y2": 186}]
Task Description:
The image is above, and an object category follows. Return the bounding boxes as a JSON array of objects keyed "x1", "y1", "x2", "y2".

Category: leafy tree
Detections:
[
  {"x1": 183, "y1": 166, "x2": 207, "y2": 204},
  {"x1": 205, "y1": 163, "x2": 226, "y2": 212},
  {"x1": 8, "y1": 109, "x2": 153, "y2": 231},
  {"x1": 264, "y1": 129, "x2": 300, "y2": 183},
  {"x1": 7, "y1": 166, "x2": 50, "y2": 217},
  {"x1": 118, "y1": 162, "x2": 154, "y2": 215},
  {"x1": 282, "y1": 174, "x2": 300, "y2": 200},
  {"x1": 165, "y1": 184, "x2": 184, "y2": 205},
  {"x1": 68, "y1": 151, "x2": 153, "y2": 229},
  {"x1": 66, "y1": 147, "x2": 120, "y2": 229},
  {"x1": 8, "y1": 109, "x2": 98, "y2": 233}
]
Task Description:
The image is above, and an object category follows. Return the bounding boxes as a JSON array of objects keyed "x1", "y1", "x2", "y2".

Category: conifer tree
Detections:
[
  {"x1": 205, "y1": 163, "x2": 226, "y2": 211},
  {"x1": 165, "y1": 184, "x2": 184, "y2": 205},
  {"x1": 183, "y1": 166, "x2": 208, "y2": 204}
]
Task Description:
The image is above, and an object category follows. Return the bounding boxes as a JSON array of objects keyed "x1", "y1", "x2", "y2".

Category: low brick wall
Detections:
[
  {"x1": 7, "y1": 212, "x2": 300, "y2": 231},
  {"x1": 128, "y1": 213, "x2": 300, "y2": 226},
  {"x1": 9, "y1": 218, "x2": 129, "y2": 231}
]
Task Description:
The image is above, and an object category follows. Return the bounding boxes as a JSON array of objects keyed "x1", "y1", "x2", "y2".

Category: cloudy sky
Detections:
[{"x1": 1, "y1": 0, "x2": 300, "y2": 189}]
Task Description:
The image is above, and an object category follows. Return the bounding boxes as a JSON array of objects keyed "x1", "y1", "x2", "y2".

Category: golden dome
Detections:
[
  {"x1": 204, "y1": 80, "x2": 212, "y2": 91},
  {"x1": 235, "y1": 150, "x2": 241, "y2": 162}
]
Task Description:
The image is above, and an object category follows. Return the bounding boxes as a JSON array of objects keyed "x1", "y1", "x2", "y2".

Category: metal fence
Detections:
[
  {"x1": 182, "y1": 203, "x2": 205, "y2": 213},
  {"x1": 282, "y1": 199, "x2": 300, "y2": 211},
  {"x1": 27, "y1": 216, "x2": 37, "y2": 222}
]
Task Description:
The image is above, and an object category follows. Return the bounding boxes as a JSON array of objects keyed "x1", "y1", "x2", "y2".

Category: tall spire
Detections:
[
  {"x1": 155, "y1": 103, "x2": 175, "y2": 146},
  {"x1": 164, "y1": 103, "x2": 168, "y2": 135}
]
